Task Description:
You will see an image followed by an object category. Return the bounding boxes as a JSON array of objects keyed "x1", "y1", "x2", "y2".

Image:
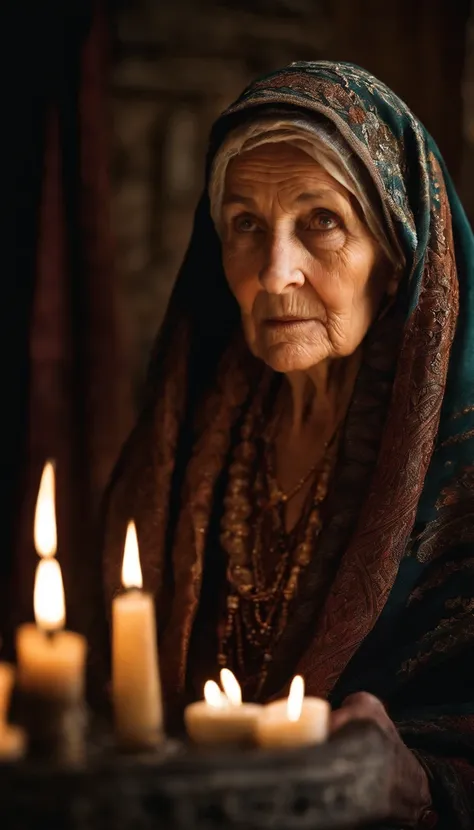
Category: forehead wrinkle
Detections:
[
  {"x1": 227, "y1": 163, "x2": 335, "y2": 190},
  {"x1": 225, "y1": 157, "x2": 352, "y2": 207},
  {"x1": 226, "y1": 148, "x2": 336, "y2": 184},
  {"x1": 223, "y1": 188, "x2": 339, "y2": 207}
]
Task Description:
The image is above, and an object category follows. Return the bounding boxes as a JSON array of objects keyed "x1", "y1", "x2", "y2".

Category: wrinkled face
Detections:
[{"x1": 220, "y1": 143, "x2": 387, "y2": 373}]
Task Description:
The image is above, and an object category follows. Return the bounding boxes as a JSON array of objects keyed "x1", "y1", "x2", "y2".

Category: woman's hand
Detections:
[{"x1": 331, "y1": 692, "x2": 434, "y2": 827}]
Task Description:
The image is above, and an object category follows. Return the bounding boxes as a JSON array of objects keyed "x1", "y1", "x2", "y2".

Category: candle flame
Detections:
[
  {"x1": 287, "y1": 675, "x2": 304, "y2": 722},
  {"x1": 204, "y1": 680, "x2": 227, "y2": 709},
  {"x1": 220, "y1": 668, "x2": 242, "y2": 706},
  {"x1": 34, "y1": 558, "x2": 65, "y2": 632},
  {"x1": 34, "y1": 462, "x2": 57, "y2": 558},
  {"x1": 121, "y1": 521, "x2": 143, "y2": 589}
]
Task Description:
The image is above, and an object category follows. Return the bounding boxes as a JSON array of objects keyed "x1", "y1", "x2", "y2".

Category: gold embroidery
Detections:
[
  {"x1": 408, "y1": 557, "x2": 474, "y2": 604},
  {"x1": 400, "y1": 608, "x2": 474, "y2": 678},
  {"x1": 440, "y1": 428, "x2": 474, "y2": 449},
  {"x1": 450, "y1": 405, "x2": 474, "y2": 421}
]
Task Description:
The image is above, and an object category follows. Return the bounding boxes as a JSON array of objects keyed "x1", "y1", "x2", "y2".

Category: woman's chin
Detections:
[{"x1": 259, "y1": 342, "x2": 329, "y2": 373}]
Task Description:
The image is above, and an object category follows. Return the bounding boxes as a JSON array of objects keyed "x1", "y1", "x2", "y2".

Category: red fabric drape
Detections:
[{"x1": 5, "y1": 5, "x2": 129, "y2": 699}]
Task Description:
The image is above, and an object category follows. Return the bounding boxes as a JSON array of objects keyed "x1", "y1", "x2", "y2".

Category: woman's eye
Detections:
[
  {"x1": 308, "y1": 211, "x2": 341, "y2": 232},
  {"x1": 233, "y1": 215, "x2": 259, "y2": 233}
]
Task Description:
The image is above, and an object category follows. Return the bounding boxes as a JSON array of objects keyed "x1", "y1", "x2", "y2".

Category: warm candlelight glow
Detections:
[
  {"x1": 204, "y1": 680, "x2": 227, "y2": 709},
  {"x1": 121, "y1": 521, "x2": 143, "y2": 589},
  {"x1": 220, "y1": 668, "x2": 242, "y2": 706},
  {"x1": 34, "y1": 557, "x2": 66, "y2": 633},
  {"x1": 34, "y1": 462, "x2": 57, "y2": 558},
  {"x1": 287, "y1": 675, "x2": 304, "y2": 722}
]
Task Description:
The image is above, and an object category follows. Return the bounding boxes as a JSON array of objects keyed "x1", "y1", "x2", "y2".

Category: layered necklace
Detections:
[{"x1": 217, "y1": 387, "x2": 341, "y2": 699}]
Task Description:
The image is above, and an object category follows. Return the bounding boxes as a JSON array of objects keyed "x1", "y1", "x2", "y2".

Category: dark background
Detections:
[{"x1": 0, "y1": 0, "x2": 472, "y2": 659}]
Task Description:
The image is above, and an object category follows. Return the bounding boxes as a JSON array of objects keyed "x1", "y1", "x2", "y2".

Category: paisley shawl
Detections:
[{"x1": 102, "y1": 62, "x2": 474, "y2": 825}]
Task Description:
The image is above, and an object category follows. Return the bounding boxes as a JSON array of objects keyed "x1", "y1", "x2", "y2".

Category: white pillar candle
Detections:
[
  {"x1": 112, "y1": 521, "x2": 163, "y2": 750},
  {"x1": 255, "y1": 675, "x2": 330, "y2": 748},
  {"x1": 184, "y1": 671, "x2": 261, "y2": 745},
  {"x1": 16, "y1": 463, "x2": 86, "y2": 703}
]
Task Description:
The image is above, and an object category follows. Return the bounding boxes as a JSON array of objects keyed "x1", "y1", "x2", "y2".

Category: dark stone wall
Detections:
[{"x1": 110, "y1": 0, "x2": 471, "y2": 399}]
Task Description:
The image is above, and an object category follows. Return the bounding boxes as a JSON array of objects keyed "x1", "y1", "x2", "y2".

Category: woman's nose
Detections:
[{"x1": 258, "y1": 235, "x2": 305, "y2": 294}]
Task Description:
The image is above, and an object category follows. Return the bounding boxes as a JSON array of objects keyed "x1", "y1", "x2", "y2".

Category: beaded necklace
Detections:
[{"x1": 218, "y1": 392, "x2": 340, "y2": 698}]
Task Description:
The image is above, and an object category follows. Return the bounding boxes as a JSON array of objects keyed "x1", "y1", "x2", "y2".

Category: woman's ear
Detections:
[
  {"x1": 384, "y1": 259, "x2": 404, "y2": 298},
  {"x1": 386, "y1": 275, "x2": 399, "y2": 297}
]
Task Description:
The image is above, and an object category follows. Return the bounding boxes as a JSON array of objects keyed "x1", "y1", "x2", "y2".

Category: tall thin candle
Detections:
[{"x1": 112, "y1": 521, "x2": 163, "y2": 750}]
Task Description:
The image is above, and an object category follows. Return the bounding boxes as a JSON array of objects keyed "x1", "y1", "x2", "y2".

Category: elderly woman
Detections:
[{"x1": 103, "y1": 62, "x2": 474, "y2": 826}]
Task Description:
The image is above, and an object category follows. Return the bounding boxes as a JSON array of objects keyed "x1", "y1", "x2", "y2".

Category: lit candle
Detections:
[
  {"x1": 184, "y1": 669, "x2": 261, "y2": 745},
  {"x1": 16, "y1": 462, "x2": 86, "y2": 702},
  {"x1": 255, "y1": 675, "x2": 330, "y2": 748},
  {"x1": 112, "y1": 521, "x2": 163, "y2": 750}
]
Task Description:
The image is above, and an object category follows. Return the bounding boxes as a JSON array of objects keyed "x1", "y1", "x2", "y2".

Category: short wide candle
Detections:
[
  {"x1": 17, "y1": 623, "x2": 86, "y2": 701},
  {"x1": 184, "y1": 672, "x2": 261, "y2": 745},
  {"x1": 256, "y1": 676, "x2": 330, "y2": 748},
  {"x1": 16, "y1": 560, "x2": 86, "y2": 701}
]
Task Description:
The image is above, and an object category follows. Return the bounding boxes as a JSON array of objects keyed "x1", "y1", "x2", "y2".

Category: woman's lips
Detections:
[{"x1": 263, "y1": 317, "x2": 316, "y2": 328}]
